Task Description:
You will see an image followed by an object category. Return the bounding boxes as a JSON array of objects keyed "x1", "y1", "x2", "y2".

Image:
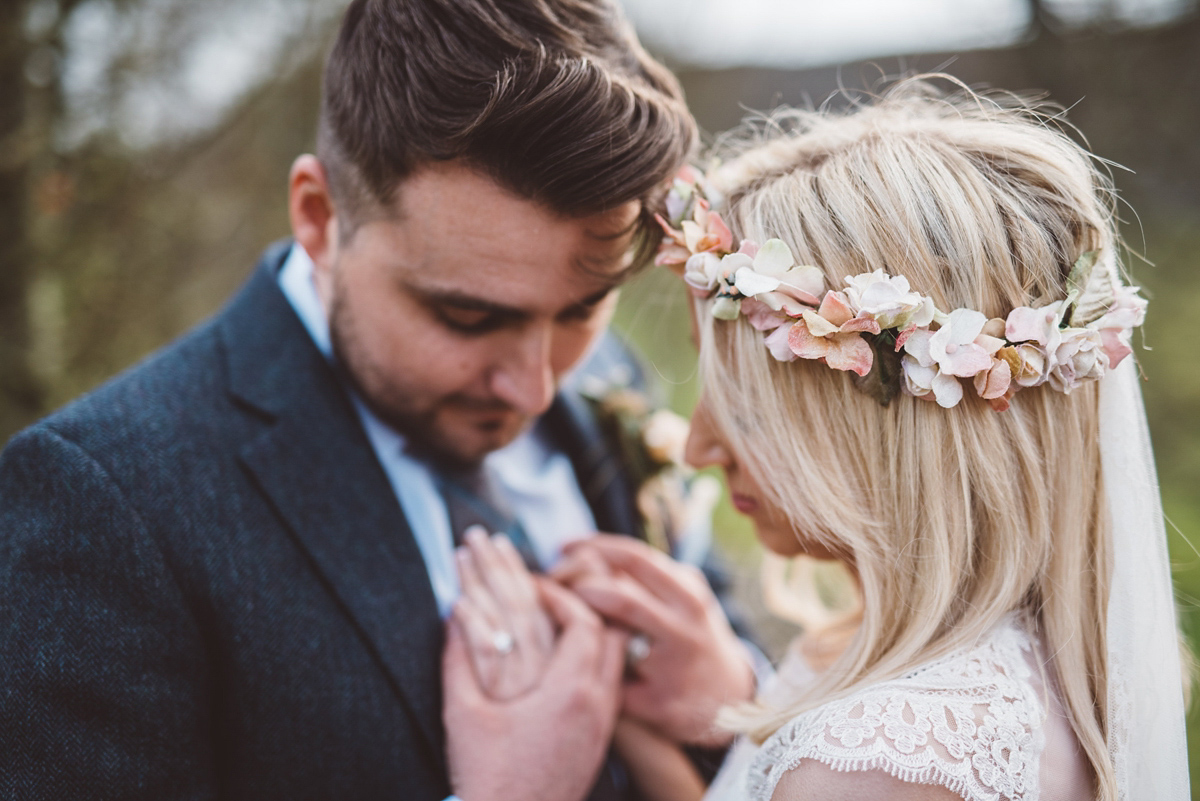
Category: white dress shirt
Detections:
[{"x1": 277, "y1": 244, "x2": 597, "y2": 618}]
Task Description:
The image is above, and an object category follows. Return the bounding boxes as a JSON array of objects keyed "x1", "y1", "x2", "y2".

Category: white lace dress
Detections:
[{"x1": 706, "y1": 616, "x2": 1092, "y2": 801}]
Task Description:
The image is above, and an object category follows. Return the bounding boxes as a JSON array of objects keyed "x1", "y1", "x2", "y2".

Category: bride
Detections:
[{"x1": 445, "y1": 77, "x2": 1190, "y2": 800}]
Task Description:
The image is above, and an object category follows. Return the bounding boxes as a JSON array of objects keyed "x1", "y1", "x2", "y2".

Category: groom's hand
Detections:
[
  {"x1": 556, "y1": 535, "x2": 755, "y2": 747},
  {"x1": 443, "y1": 579, "x2": 627, "y2": 801}
]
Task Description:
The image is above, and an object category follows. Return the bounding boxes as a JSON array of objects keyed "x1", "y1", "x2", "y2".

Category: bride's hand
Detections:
[
  {"x1": 452, "y1": 526, "x2": 556, "y2": 701},
  {"x1": 554, "y1": 535, "x2": 756, "y2": 746},
  {"x1": 613, "y1": 718, "x2": 705, "y2": 801}
]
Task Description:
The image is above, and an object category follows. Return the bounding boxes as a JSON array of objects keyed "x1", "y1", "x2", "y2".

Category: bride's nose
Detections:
[{"x1": 684, "y1": 395, "x2": 733, "y2": 470}]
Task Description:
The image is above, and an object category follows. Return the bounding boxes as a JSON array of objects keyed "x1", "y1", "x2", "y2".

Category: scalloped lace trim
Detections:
[{"x1": 747, "y1": 618, "x2": 1045, "y2": 801}]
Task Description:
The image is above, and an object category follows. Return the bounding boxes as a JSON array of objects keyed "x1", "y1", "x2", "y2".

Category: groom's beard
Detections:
[{"x1": 326, "y1": 294, "x2": 534, "y2": 471}]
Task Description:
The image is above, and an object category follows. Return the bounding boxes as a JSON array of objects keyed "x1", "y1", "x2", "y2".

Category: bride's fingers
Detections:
[
  {"x1": 451, "y1": 595, "x2": 501, "y2": 693},
  {"x1": 492, "y1": 535, "x2": 540, "y2": 607},
  {"x1": 564, "y1": 536, "x2": 708, "y2": 616},
  {"x1": 548, "y1": 546, "x2": 614, "y2": 587},
  {"x1": 456, "y1": 544, "x2": 505, "y2": 632},
  {"x1": 466, "y1": 528, "x2": 530, "y2": 613},
  {"x1": 493, "y1": 537, "x2": 555, "y2": 654},
  {"x1": 467, "y1": 530, "x2": 550, "y2": 656},
  {"x1": 571, "y1": 572, "x2": 675, "y2": 644}
]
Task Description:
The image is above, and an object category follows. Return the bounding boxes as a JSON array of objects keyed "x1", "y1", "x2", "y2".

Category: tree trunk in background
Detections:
[{"x1": 0, "y1": 2, "x2": 43, "y2": 441}]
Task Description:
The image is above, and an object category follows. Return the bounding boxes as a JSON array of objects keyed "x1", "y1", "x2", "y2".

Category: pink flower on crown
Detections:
[
  {"x1": 901, "y1": 309, "x2": 1004, "y2": 408},
  {"x1": 974, "y1": 358, "x2": 1015, "y2": 411},
  {"x1": 741, "y1": 298, "x2": 799, "y2": 362},
  {"x1": 763, "y1": 325, "x2": 798, "y2": 362},
  {"x1": 997, "y1": 344, "x2": 1049, "y2": 389},
  {"x1": 1004, "y1": 301, "x2": 1065, "y2": 364},
  {"x1": 1089, "y1": 285, "x2": 1147, "y2": 368},
  {"x1": 786, "y1": 291, "x2": 881, "y2": 376},
  {"x1": 682, "y1": 200, "x2": 734, "y2": 256},
  {"x1": 1046, "y1": 328, "x2": 1108, "y2": 393},
  {"x1": 654, "y1": 193, "x2": 733, "y2": 270},
  {"x1": 654, "y1": 215, "x2": 692, "y2": 268}
]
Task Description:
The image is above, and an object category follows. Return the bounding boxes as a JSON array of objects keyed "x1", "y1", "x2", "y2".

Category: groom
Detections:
[{"x1": 0, "y1": 1, "x2": 700, "y2": 799}]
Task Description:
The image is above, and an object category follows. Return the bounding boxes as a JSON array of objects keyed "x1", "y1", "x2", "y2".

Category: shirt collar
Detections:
[{"x1": 277, "y1": 243, "x2": 335, "y2": 361}]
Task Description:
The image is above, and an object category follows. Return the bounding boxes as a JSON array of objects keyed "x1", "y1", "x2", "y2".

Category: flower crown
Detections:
[{"x1": 655, "y1": 167, "x2": 1147, "y2": 410}]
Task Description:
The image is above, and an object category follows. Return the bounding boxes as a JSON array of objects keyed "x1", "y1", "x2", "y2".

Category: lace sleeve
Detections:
[{"x1": 745, "y1": 622, "x2": 1046, "y2": 801}]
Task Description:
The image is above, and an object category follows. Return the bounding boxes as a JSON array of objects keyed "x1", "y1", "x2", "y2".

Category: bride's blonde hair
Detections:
[{"x1": 700, "y1": 76, "x2": 1116, "y2": 797}]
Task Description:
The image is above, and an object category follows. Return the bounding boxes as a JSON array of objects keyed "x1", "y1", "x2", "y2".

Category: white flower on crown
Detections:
[
  {"x1": 843, "y1": 270, "x2": 937, "y2": 330},
  {"x1": 726, "y1": 239, "x2": 825, "y2": 309},
  {"x1": 683, "y1": 251, "x2": 728, "y2": 293},
  {"x1": 901, "y1": 309, "x2": 1005, "y2": 408}
]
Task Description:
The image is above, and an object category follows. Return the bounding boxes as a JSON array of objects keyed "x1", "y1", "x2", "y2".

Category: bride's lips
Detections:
[{"x1": 731, "y1": 492, "x2": 758, "y2": 514}]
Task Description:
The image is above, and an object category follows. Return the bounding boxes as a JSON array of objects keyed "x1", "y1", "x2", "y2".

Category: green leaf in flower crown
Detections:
[
  {"x1": 1069, "y1": 250, "x2": 1120, "y2": 327},
  {"x1": 850, "y1": 334, "x2": 903, "y2": 407},
  {"x1": 1062, "y1": 250, "x2": 1097, "y2": 327}
]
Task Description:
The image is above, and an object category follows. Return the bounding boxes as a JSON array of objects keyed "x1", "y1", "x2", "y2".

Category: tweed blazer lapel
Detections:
[
  {"x1": 543, "y1": 391, "x2": 644, "y2": 540},
  {"x1": 219, "y1": 251, "x2": 445, "y2": 766}
]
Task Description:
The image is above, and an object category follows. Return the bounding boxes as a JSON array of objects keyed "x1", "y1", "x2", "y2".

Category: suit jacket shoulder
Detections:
[{"x1": 0, "y1": 246, "x2": 449, "y2": 801}]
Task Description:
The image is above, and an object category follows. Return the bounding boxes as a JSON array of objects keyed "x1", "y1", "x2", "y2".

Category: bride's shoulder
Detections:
[
  {"x1": 769, "y1": 761, "x2": 968, "y2": 800},
  {"x1": 747, "y1": 617, "x2": 1045, "y2": 801}
]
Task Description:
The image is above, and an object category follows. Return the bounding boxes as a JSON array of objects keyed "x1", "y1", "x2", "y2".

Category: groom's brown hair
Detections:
[{"x1": 318, "y1": 0, "x2": 695, "y2": 261}]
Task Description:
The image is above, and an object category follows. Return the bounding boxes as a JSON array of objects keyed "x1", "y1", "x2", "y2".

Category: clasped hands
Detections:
[{"x1": 443, "y1": 528, "x2": 756, "y2": 801}]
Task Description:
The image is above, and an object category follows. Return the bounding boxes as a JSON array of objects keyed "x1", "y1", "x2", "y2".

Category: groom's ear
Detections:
[{"x1": 288, "y1": 154, "x2": 340, "y2": 271}]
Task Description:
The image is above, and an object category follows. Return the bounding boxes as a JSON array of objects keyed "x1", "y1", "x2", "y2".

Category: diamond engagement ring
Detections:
[
  {"x1": 491, "y1": 629, "x2": 515, "y2": 656},
  {"x1": 625, "y1": 633, "x2": 652, "y2": 668}
]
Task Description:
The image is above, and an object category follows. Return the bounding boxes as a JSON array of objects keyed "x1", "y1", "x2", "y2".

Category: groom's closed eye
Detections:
[
  {"x1": 410, "y1": 286, "x2": 523, "y2": 337},
  {"x1": 418, "y1": 282, "x2": 616, "y2": 337},
  {"x1": 556, "y1": 287, "x2": 615, "y2": 324},
  {"x1": 435, "y1": 305, "x2": 513, "y2": 335}
]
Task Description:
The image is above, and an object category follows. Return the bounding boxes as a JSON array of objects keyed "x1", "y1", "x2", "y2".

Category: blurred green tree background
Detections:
[{"x1": 3, "y1": 0, "x2": 1198, "y2": 790}]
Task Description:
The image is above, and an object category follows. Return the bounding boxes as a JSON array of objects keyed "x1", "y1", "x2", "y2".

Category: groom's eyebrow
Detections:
[{"x1": 408, "y1": 283, "x2": 617, "y2": 319}]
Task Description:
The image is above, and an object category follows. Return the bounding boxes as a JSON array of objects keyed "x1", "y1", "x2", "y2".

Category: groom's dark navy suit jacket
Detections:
[{"x1": 0, "y1": 243, "x2": 653, "y2": 800}]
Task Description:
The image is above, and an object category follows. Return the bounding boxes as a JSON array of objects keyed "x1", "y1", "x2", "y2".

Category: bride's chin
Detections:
[
  {"x1": 754, "y1": 521, "x2": 850, "y2": 564},
  {"x1": 752, "y1": 521, "x2": 809, "y2": 558}
]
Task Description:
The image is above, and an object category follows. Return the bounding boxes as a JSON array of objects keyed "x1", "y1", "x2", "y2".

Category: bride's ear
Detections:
[{"x1": 288, "y1": 155, "x2": 339, "y2": 271}]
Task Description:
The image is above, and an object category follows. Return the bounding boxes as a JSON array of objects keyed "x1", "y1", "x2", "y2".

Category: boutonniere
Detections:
[{"x1": 578, "y1": 376, "x2": 720, "y2": 562}]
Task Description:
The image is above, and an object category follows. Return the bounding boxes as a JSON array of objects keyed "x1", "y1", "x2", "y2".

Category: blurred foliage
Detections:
[{"x1": 2, "y1": 0, "x2": 1199, "y2": 791}]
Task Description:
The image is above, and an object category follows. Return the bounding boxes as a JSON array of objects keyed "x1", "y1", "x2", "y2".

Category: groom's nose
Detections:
[{"x1": 489, "y1": 326, "x2": 555, "y2": 416}]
